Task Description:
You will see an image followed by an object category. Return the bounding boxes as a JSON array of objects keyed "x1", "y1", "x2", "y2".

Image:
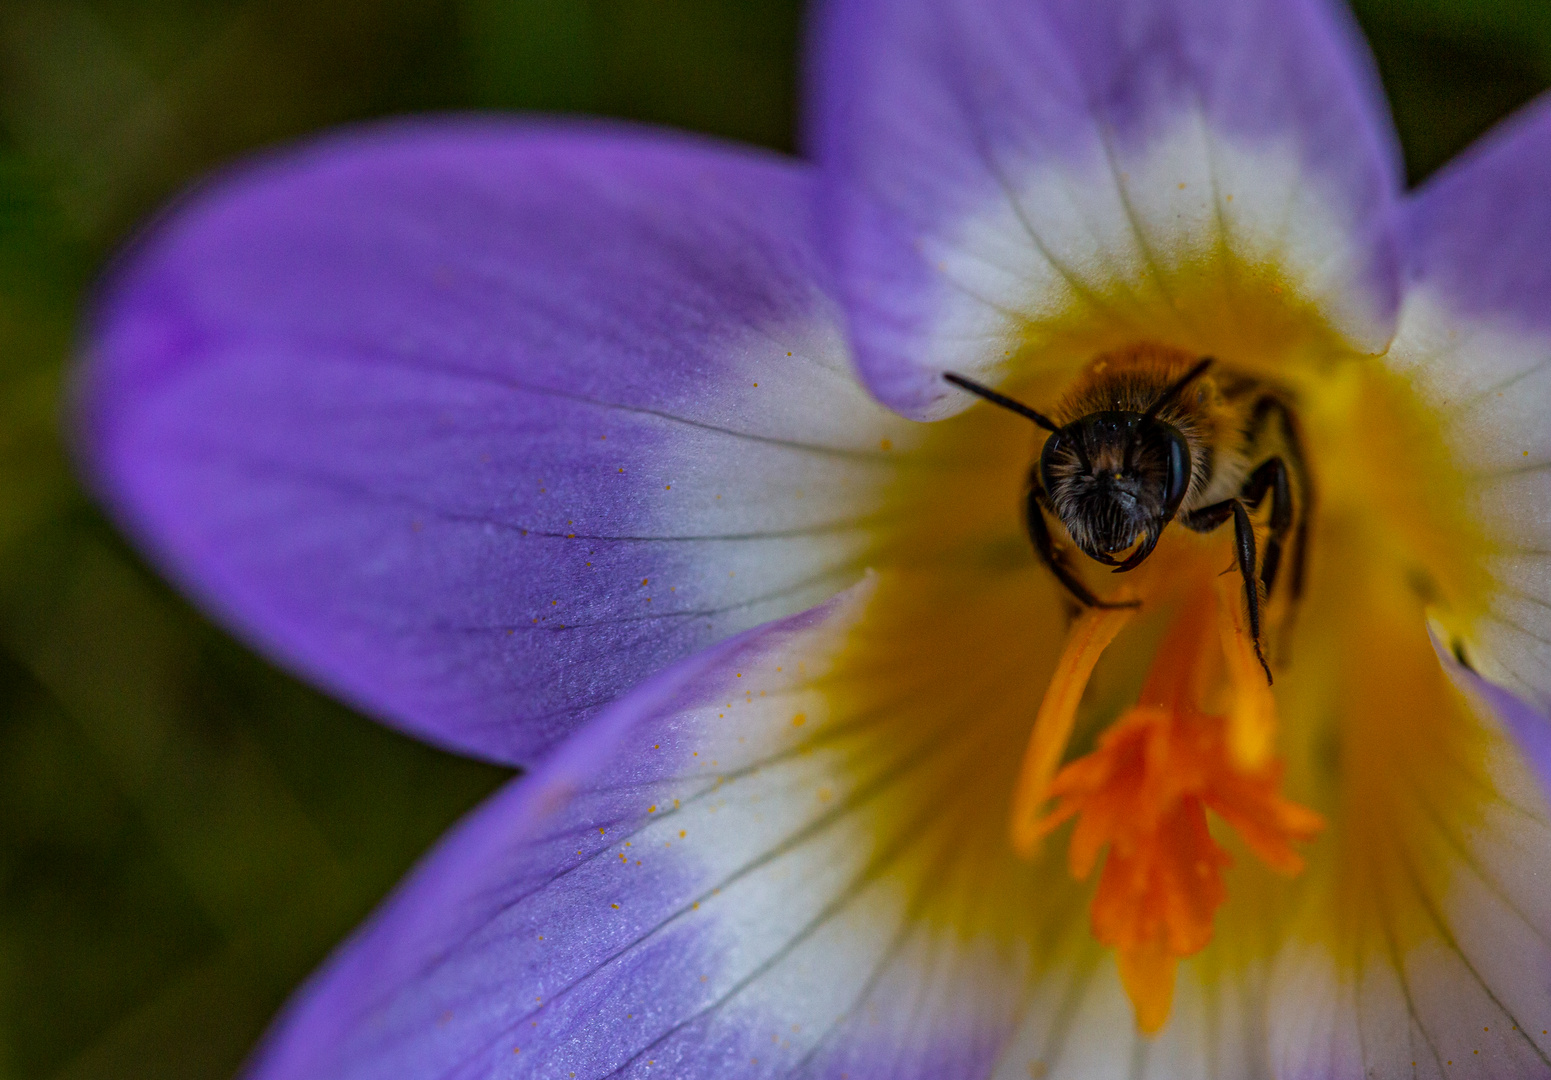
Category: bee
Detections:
[{"x1": 945, "y1": 345, "x2": 1311, "y2": 682}]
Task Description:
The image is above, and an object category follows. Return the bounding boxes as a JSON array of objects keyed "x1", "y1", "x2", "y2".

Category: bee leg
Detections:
[
  {"x1": 1247, "y1": 395, "x2": 1314, "y2": 604},
  {"x1": 1025, "y1": 481, "x2": 1140, "y2": 610},
  {"x1": 1182, "y1": 498, "x2": 1273, "y2": 684},
  {"x1": 1238, "y1": 457, "x2": 1291, "y2": 597}
]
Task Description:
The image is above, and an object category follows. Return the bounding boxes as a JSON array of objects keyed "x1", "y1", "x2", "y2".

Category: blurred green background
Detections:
[{"x1": 0, "y1": 1, "x2": 1547, "y2": 1077}]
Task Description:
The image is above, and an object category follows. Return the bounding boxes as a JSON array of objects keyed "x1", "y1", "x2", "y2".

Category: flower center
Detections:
[{"x1": 1009, "y1": 569, "x2": 1324, "y2": 1033}]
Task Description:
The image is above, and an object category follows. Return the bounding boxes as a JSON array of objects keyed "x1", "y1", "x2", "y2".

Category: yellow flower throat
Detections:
[{"x1": 822, "y1": 316, "x2": 1496, "y2": 1036}]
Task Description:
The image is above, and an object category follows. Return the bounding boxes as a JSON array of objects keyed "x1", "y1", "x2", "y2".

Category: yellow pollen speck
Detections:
[
  {"x1": 648, "y1": 805, "x2": 657, "y2": 813},
  {"x1": 611, "y1": 903, "x2": 619, "y2": 910},
  {"x1": 1225, "y1": 193, "x2": 1234, "y2": 201},
  {"x1": 753, "y1": 382, "x2": 759, "y2": 387},
  {"x1": 1177, "y1": 182, "x2": 1186, "y2": 189},
  {"x1": 679, "y1": 830, "x2": 686, "y2": 838},
  {"x1": 880, "y1": 438, "x2": 893, "y2": 452},
  {"x1": 786, "y1": 351, "x2": 792, "y2": 356},
  {"x1": 618, "y1": 467, "x2": 624, "y2": 473},
  {"x1": 641, "y1": 578, "x2": 648, "y2": 585},
  {"x1": 665, "y1": 484, "x2": 671, "y2": 490}
]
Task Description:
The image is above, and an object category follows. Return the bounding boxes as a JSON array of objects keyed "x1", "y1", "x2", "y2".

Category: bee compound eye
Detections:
[{"x1": 1161, "y1": 426, "x2": 1191, "y2": 515}]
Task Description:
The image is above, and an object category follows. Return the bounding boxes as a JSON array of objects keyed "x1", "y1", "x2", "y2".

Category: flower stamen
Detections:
[
  {"x1": 1008, "y1": 601, "x2": 1137, "y2": 857},
  {"x1": 1018, "y1": 580, "x2": 1324, "y2": 1033}
]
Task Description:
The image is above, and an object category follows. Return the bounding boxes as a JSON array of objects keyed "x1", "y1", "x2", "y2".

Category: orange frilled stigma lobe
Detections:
[{"x1": 1015, "y1": 578, "x2": 1325, "y2": 1034}]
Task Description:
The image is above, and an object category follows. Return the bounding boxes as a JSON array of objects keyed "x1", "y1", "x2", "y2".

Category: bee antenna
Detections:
[
  {"x1": 1142, "y1": 356, "x2": 1214, "y2": 423},
  {"x1": 942, "y1": 372, "x2": 1060, "y2": 432}
]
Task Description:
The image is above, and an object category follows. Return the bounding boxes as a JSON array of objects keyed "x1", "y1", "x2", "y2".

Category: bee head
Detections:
[{"x1": 1039, "y1": 412, "x2": 1191, "y2": 571}]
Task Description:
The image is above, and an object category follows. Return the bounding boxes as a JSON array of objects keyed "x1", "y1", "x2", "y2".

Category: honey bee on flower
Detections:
[{"x1": 80, "y1": 0, "x2": 1551, "y2": 1077}]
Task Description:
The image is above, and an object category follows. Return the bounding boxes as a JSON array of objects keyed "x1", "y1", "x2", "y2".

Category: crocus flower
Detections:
[{"x1": 78, "y1": 0, "x2": 1551, "y2": 1076}]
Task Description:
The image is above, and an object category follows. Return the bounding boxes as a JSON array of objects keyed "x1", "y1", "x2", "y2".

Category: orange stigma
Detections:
[{"x1": 1011, "y1": 575, "x2": 1324, "y2": 1034}]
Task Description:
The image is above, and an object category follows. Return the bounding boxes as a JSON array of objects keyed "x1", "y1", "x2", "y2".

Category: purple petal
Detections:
[
  {"x1": 242, "y1": 580, "x2": 1017, "y2": 1080},
  {"x1": 1388, "y1": 94, "x2": 1551, "y2": 714},
  {"x1": 809, "y1": 0, "x2": 1404, "y2": 416},
  {"x1": 80, "y1": 118, "x2": 915, "y2": 764},
  {"x1": 240, "y1": 562, "x2": 1289, "y2": 1079},
  {"x1": 1402, "y1": 92, "x2": 1551, "y2": 331}
]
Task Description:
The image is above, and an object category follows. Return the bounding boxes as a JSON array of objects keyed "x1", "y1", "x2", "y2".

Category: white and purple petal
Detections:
[
  {"x1": 1387, "y1": 92, "x2": 1551, "y2": 713},
  {"x1": 241, "y1": 580, "x2": 1024, "y2": 1080},
  {"x1": 809, "y1": 0, "x2": 1404, "y2": 415},
  {"x1": 80, "y1": 119, "x2": 915, "y2": 765}
]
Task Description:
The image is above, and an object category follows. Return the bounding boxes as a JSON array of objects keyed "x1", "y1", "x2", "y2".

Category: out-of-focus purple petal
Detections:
[
  {"x1": 80, "y1": 118, "x2": 914, "y2": 765},
  {"x1": 1388, "y1": 93, "x2": 1551, "y2": 714},
  {"x1": 808, "y1": 0, "x2": 1403, "y2": 416}
]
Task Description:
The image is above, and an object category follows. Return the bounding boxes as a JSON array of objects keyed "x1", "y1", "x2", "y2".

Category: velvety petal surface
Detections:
[
  {"x1": 809, "y1": 0, "x2": 1404, "y2": 416},
  {"x1": 80, "y1": 119, "x2": 916, "y2": 764},
  {"x1": 1386, "y1": 92, "x2": 1551, "y2": 718}
]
